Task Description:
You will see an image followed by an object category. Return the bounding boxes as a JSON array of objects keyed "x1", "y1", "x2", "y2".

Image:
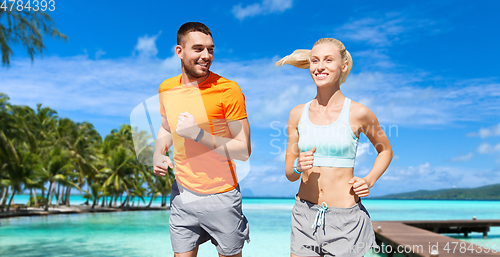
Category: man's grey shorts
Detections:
[
  {"x1": 291, "y1": 197, "x2": 378, "y2": 257},
  {"x1": 169, "y1": 180, "x2": 250, "y2": 255}
]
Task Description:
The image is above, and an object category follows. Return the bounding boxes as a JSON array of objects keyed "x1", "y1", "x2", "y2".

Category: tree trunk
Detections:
[
  {"x1": 45, "y1": 181, "x2": 56, "y2": 211},
  {"x1": 56, "y1": 184, "x2": 60, "y2": 203},
  {"x1": 147, "y1": 192, "x2": 154, "y2": 208},
  {"x1": 84, "y1": 181, "x2": 91, "y2": 206},
  {"x1": 1, "y1": 187, "x2": 9, "y2": 205},
  {"x1": 65, "y1": 187, "x2": 71, "y2": 207},
  {"x1": 41, "y1": 186, "x2": 45, "y2": 208},
  {"x1": 108, "y1": 195, "x2": 114, "y2": 208},
  {"x1": 28, "y1": 188, "x2": 33, "y2": 207},
  {"x1": 114, "y1": 195, "x2": 118, "y2": 207},
  {"x1": 42, "y1": 181, "x2": 52, "y2": 211},
  {"x1": 55, "y1": 185, "x2": 64, "y2": 207},
  {"x1": 1, "y1": 187, "x2": 9, "y2": 211},
  {"x1": 101, "y1": 196, "x2": 105, "y2": 207},
  {"x1": 120, "y1": 195, "x2": 129, "y2": 207},
  {"x1": 61, "y1": 186, "x2": 66, "y2": 205},
  {"x1": 33, "y1": 188, "x2": 38, "y2": 206},
  {"x1": 0, "y1": 188, "x2": 3, "y2": 206},
  {"x1": 6, "y1": 189, "x2": 16, "y2": 212},
  {"x1": 91, "y1": 198, "x2": 96, "y2": 209}
]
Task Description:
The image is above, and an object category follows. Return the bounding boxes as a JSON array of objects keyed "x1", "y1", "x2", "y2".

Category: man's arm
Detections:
[
  {"x1": 199, "y1": 118, "x2": 251, "y2": 161},
  {"x1": 176, "y1": 112, "x2": 251, "y2": 161},
  {"x1": 153, "y1": 116, "x2": 174, "y2": 176}
]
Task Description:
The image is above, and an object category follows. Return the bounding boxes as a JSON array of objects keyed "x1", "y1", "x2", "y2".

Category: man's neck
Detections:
[{"x1": 180, "y1": 71, "x2": 210, "y2": 86}]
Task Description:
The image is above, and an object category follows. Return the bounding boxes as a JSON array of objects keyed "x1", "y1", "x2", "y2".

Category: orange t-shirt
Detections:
[{"x1": 159, "y1": 72, "x2": 247, "y2": 194}]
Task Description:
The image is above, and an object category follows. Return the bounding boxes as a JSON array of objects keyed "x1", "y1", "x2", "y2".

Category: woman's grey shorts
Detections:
[
  {"x1": 169, "y1": 180, "x2": 250, "y2": 256},
  {"x1": 291, "y1": 197, "x2": 378, "y2": 257}
]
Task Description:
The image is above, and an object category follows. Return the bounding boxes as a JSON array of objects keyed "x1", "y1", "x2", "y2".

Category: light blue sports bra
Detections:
[{"x1": 298, "y1": 97, "x2": 359, "y2": 168}]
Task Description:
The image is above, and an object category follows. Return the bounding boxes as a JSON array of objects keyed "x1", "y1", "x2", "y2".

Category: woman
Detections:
[{"x1": 276, "y1": 38, "x2": 393, "y2": 257}]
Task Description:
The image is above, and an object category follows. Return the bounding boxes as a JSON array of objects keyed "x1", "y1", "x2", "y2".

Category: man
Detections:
[{"x1": 153, "y1": 22, "x2": 251, "y2": 257}]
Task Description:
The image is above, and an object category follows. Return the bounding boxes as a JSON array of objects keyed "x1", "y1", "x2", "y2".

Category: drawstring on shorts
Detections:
[{"x1": 311, "y1": 202, "x2": 328, "y2": 232}]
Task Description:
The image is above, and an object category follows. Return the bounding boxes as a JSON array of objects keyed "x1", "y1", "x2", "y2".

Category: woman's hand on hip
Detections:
[{"x1": 349, "y1": 177, "x2": 370, "y2": 197}]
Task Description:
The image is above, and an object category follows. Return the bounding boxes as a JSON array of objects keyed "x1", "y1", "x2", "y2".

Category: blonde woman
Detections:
[{"x1": 277, "y1": 38, "x2": 393, "y2": 257}]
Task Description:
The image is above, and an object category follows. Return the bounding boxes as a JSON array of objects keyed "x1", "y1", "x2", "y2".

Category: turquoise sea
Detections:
[{"x1": 1, "y1": 196, "x2": 499, "y2": 256}]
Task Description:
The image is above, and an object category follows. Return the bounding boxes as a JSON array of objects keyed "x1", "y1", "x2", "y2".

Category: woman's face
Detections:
[{"x1": 309, "y1": 43, "x2": 346, "y2": 87}]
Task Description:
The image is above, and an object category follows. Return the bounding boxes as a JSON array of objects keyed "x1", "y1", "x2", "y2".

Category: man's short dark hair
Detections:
[{"x1": 177, "y1": 22, "x2": 213, "y2": 46}]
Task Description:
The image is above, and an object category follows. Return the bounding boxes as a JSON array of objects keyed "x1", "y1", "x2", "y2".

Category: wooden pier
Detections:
[
  {"x1": 404, "y1": 220, "x2": 500, "y2": 238},
  {"x1": 373, "y1": 220, "x2": 500, "y2": 257}
]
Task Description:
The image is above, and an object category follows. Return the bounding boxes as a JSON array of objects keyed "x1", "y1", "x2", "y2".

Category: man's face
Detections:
[{"x1": 177, "y1": 32, "x2": 214, "y2": 81}]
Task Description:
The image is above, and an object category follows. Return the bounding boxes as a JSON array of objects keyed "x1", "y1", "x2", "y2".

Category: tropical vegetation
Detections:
[
  {"x1": 374, "y1": 183, "x2": 500, "y2": 200},
  {"x1": 0, "y1": 9, "x2": 67, "y2": 66},
  {"x1": 0, "y1": 93, "x2": 174, "y2": 212}
]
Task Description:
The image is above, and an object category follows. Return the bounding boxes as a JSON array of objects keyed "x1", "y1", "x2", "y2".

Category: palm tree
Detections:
[
  {"x1": 100, "y1": 146, "x2": 137, "y2": 207},
  {"x1": 0, "y1": 127, "x2": 41, "y2": 211},
  {"x1": 130, "y1": 175, "x2": 148, "y2": 207},
  {"x1": 132, "y1": 126, "x2": 156, "y2": 166},
  {"x1": 0, "y1": 93, "x2": 175, "y2": 211},
  {"x1": 0, "y1": 93, "x2": 12, "y2": 210},
  {"x1": 56, "y1": 119, "x2": 101, "y2": 206},
  {"x1": 4, "y1": 145, "x2": 41, "y2": 212},
  {"x1": 0, "y1": 103, "x2": 46, "y2": 212},
  {"x1": 0, "y1": 10, "x2": 66, "y2": 66},
  {"x1": 155, "y1": 160, "x2": 174, "y2": 207},
  {"x1": 31, "y1": 103, "x2": 58, "y2": 207},
  {"x1": 130, "y1": 126, "x2": 171, "y2": 208},
  {"x1": 83, "y1": 182, "x2": 103, "y2": 209},
  {"x1": 41, "y1": 147, "x2": 80, "y2": 211}
]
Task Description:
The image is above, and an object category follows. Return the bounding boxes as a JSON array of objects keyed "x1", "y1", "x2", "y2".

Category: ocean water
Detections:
[{"x1": 1, "y1": 197, "x2": 499, "y2": 256}]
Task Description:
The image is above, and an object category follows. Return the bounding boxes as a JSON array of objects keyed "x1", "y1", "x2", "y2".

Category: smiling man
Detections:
[{"x1": 153, "y1": 22, "x2": 251, "y2": 257}]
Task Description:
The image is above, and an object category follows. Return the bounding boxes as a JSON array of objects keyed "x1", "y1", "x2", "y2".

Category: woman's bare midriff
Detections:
[{"x1": 297, "y1": 166, "x2": 359, "y2": 208}]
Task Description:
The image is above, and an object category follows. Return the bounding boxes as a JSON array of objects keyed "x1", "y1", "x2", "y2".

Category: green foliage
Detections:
[
  {"x1": 0, "y1": 9, "x2": 67, "y2": 66},
  {"x1": 28, "y1": 195, "x2": 47, "y2": 207},
  {"x1": 0, "y1": 92, "x2": 173, "y2": 211}
]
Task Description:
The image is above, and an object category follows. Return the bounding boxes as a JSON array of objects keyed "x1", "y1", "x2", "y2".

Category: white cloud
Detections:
[
  {"x1": 3, "y1": 44, "x2": 500, "y2": 133},
  {"x1": 2, "y1": 55, "x2": 180, "y2": 117},
  {"x1": 477, "y1": 143, "x2": 500, "y2": 154},
  {"x1": 335, "y1": 13, "x2": 442, "y2": 46},
  {"x1": 1, "y1": 34, "x2": 182, "y2": 120},
  {"x1": 232, "y1": 3, "x2": 261, "y2": 20},
  {"x1": 467, "y1": 123, "x2": 500, "y2": 138},
  {"x1": 273, "y1": 149, "x2": 286, "y2": 163},
  {"x1": 355, "y1": 167, "x2": 371, "y2": 176},
  {"x1": 449, "y1": 152, "x2": 474, "y2": 162},
  {"x1": 95, "y1": 49, "x2": 106, "y2": 60},
  {"x1": 161, "y1": 54, "x2": 180, "y2": 70},
  {"x1": 230, "y1": 61, "x2": 500, "y2": 128},
  {"x1": 354, "y1": 49, "x2": 394, "y2": 69},
  {"x1": 134, "y1": 32, "x2": 161, "y2": 58},
  {"x1": 232, "y1": 0, "x2": 293, "y2": 21},
  {"x1": 356, "y1": 142, "x2": 371, "y2": 158}
]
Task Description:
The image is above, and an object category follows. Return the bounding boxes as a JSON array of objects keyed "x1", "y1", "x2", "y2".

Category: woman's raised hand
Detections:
[{"x1": 297, "y1": 146, "x2": 316, "y2": 172}]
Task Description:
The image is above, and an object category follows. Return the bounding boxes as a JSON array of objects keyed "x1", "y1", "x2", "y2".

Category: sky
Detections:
[{"x1": 1, "y1": 0, "x2": 500, "y2": 197}]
